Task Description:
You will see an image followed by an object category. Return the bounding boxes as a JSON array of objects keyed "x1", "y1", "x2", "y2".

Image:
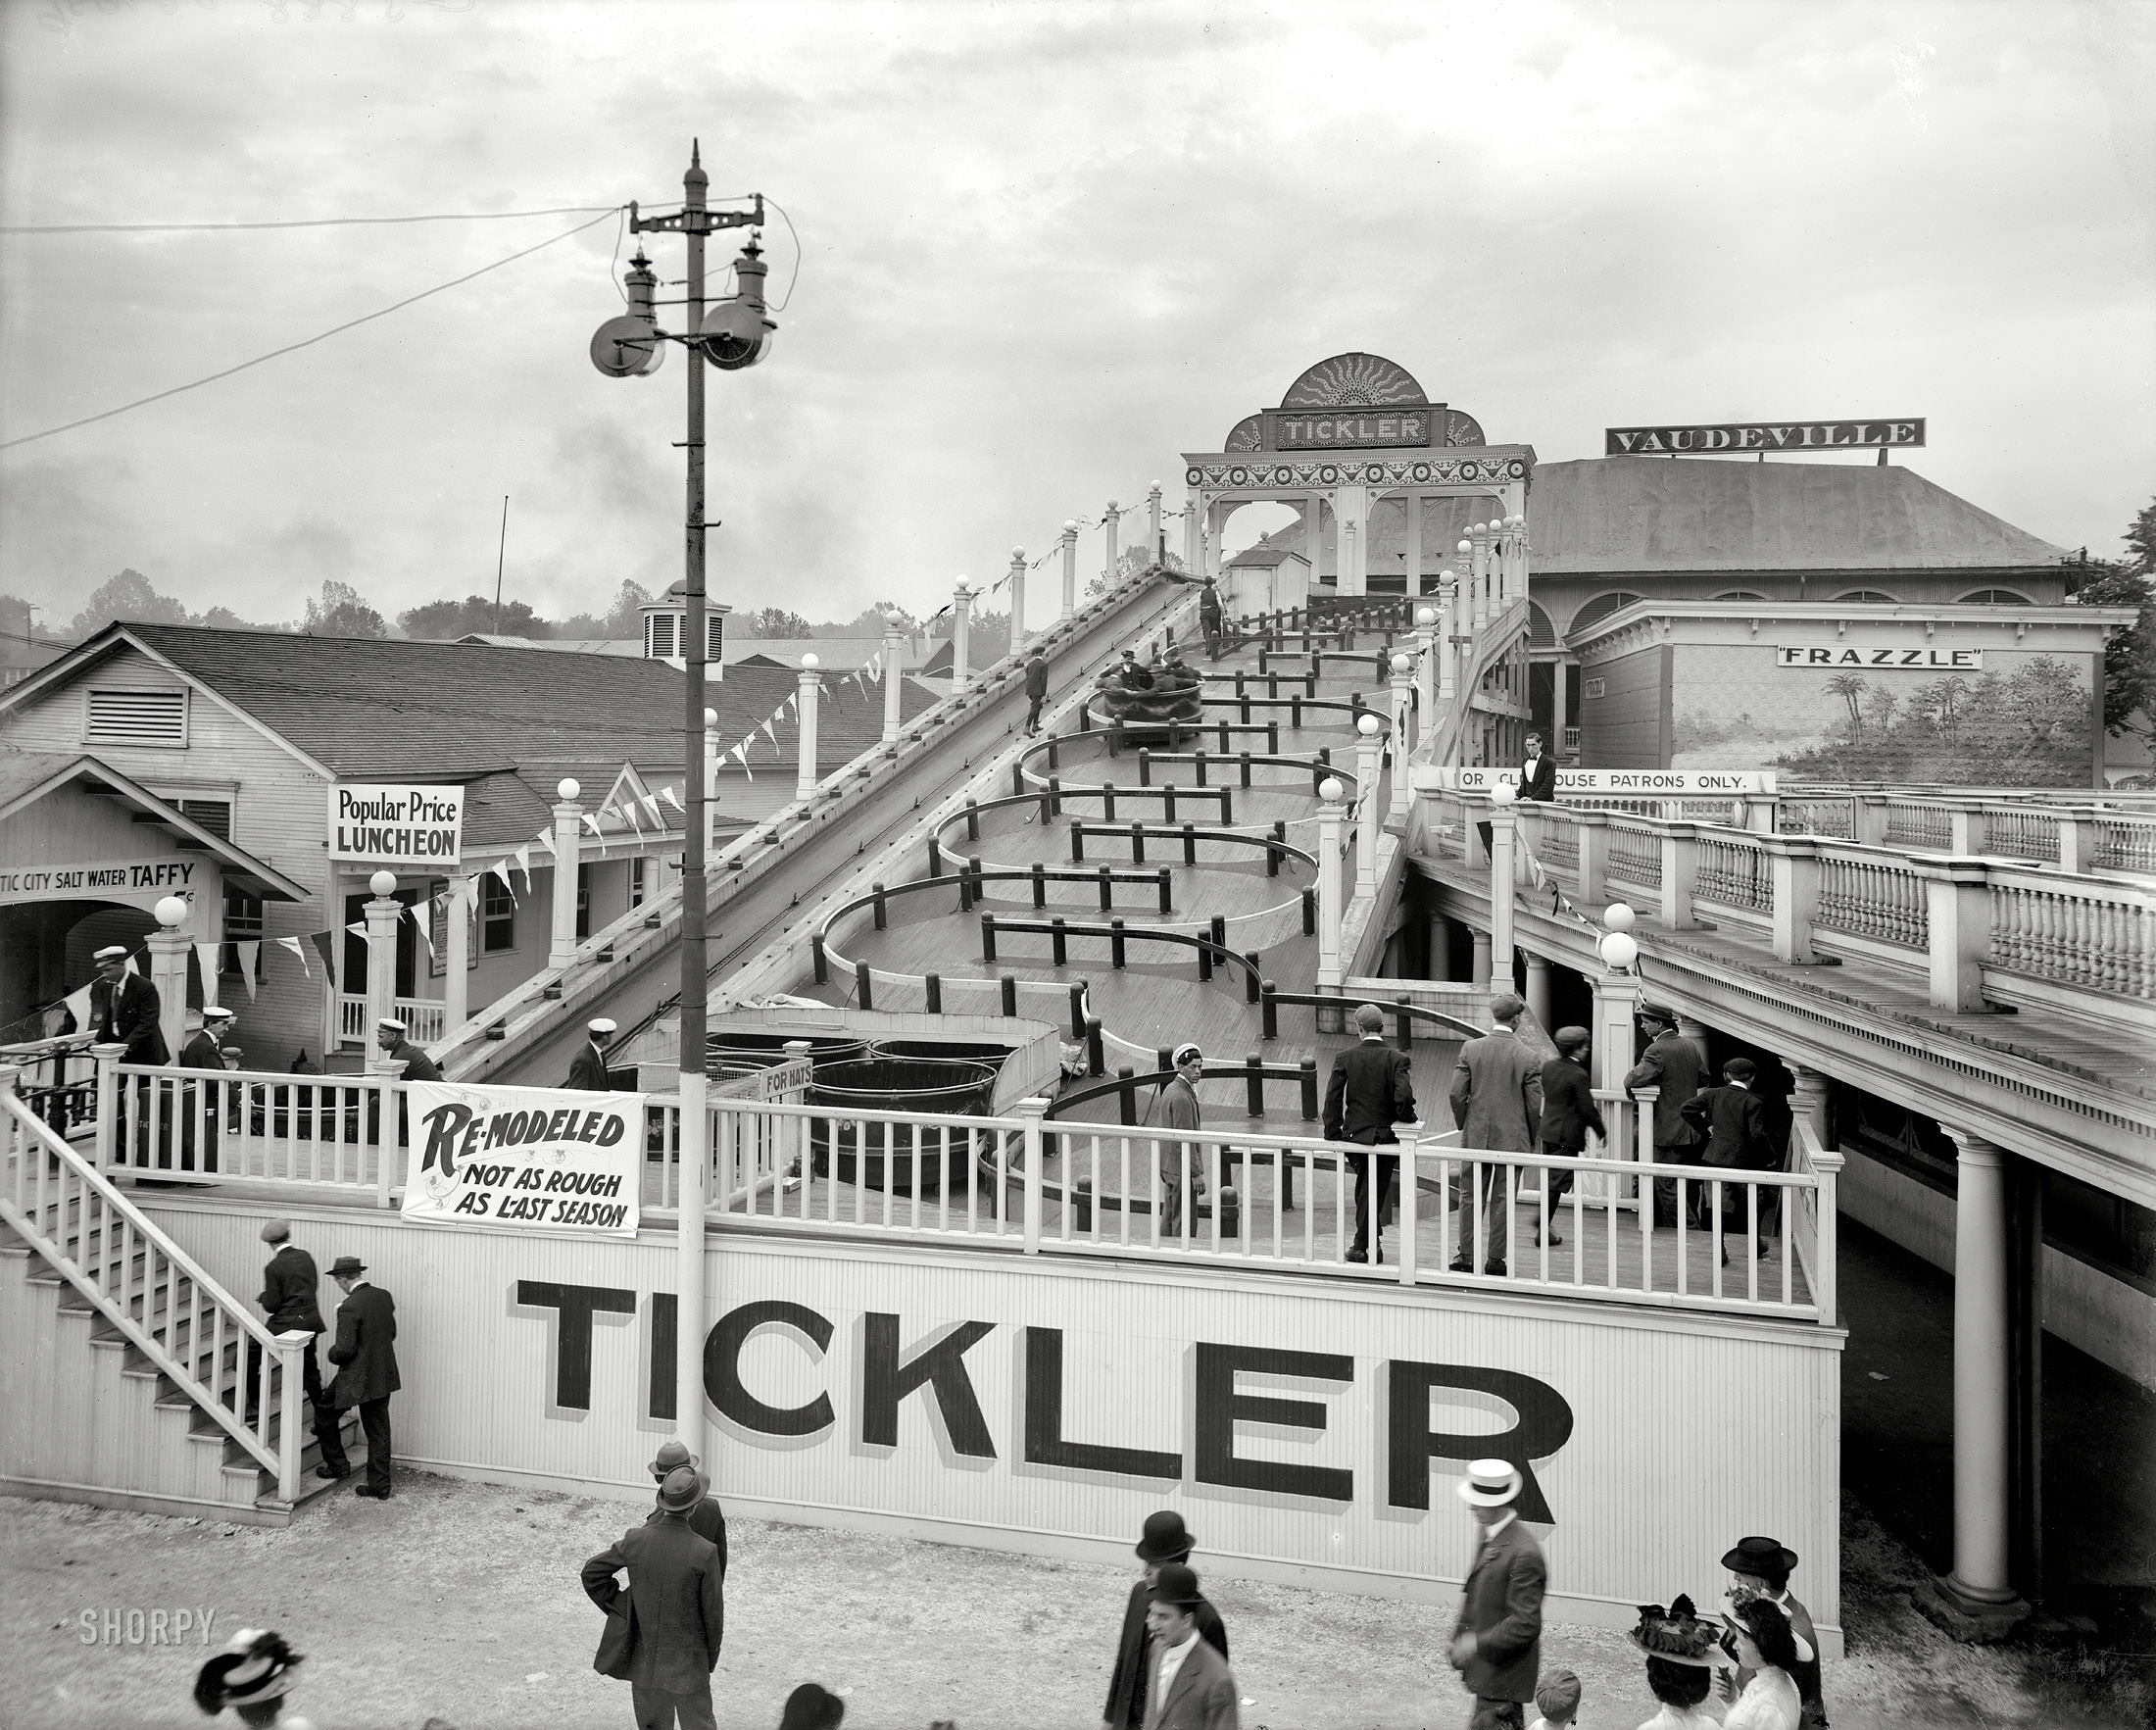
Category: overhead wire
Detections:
[
  {"x1": 0, "y1": 207, "x2": 623, "y2": 451},
  {"x1": 1, "y1": 205, "x2": 622, "y2": 235}
]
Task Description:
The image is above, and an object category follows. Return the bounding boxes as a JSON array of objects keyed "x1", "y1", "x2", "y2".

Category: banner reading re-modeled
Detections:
[
  {"x1": 328, "y1": 783, "x2": 465, "y2": 866},
  {"x1": 403, "y1": 1082, "x2": 644, "y2": 1237}
]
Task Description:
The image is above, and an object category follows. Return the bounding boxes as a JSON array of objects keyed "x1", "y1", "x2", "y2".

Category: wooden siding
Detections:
[
  {"x1": 1579, "y1": 644, "x2": 1664, "y2": 770},
  {"x1": 136, "y1": 1197, "x2": 1843, "y2": 1646}
]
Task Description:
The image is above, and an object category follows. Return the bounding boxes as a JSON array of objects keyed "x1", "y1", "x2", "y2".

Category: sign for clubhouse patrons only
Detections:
[
  {"x1": 1434, "y1": 766, "x2": 1778, "y2": 795},
  {"x1": 403, "y1": 1082, "x2": 644, "y2": 1237},
  {"x1": 327, "y1": 782, "x2": 465, "y2": 867}
]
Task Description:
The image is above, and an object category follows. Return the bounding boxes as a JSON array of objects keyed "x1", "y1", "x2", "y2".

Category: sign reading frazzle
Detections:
[
  {"x1": 1434, "y1": 767, "x2": 1777, "y2": 795},
  {"x1": 1605, "y1": 419, "x2": 1924, "y2": 456},
  {"x1": 1777, "y1": 645, "x2": 1982, "y2": 670},
  {"x1": 327, "y1": 783, "x2": 465, "y2": 866},
  {"x1": 404, "y1": 1082, "x2": 645, "y2": 1237}
]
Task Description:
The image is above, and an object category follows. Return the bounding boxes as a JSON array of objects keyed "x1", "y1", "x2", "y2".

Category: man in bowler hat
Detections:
[
  {"x1": 1449, "y1": 1458, "x2": 1546, "y2": 1729},
  {"x1": 584, "y1": 1464, "x2": 727, "y2": 1730},
  {"x1": 244, "y1": 1219, "x2": 348, "y2": 1478},
  {"x1": 325, "y1": 1256, "x2": 398, "y2": 1499},
  {"x1": 1104, "y1": 1511, "x2": 1228, "y2": 1730},
  {"x1": 1723, "y1": 1535, "x2": 1827, "y2": 1726},
  {"x1": 1141, "y1": 1563, "x2": 1239, "y2": 1730},
  {"x1": 647, "y1": 1438, "x2": 729, "y2": 1561}
]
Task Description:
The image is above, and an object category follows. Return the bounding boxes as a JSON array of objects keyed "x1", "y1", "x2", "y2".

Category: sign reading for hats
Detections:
[
  {"x1": 402, "y1": 1080, "x2": 645, "y2": 1237},
  {"x1": 327, "y1": 783, "x2": 465, "y2": 867}
]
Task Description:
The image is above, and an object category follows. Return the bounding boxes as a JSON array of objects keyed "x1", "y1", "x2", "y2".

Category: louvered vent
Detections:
[
  {"x1": 85, "y1": 688, "x2": 187, "y2": 746},
  {"x1": 647, "y1": 613, "x2": 678, "y2": 660}
]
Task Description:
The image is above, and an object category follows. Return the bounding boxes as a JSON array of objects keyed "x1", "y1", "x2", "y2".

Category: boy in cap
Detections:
[
  {"x1": 1104, "y1": 1511, "x2": 1229, "y2": 1730},
  {"x1": 1723, "y1": 1535, "x2": 1827, "y2": 1725},
  {"x1": 179, "y1": 1005, "x2": 236, "y2": 1071},
  {"x1": 1146, "y1": 1044, "x2": 1206, "y2": 1241},
  {"x1": 1449, "y1": 1458, "x2": 1546, "y2": 1729},
  {"x1": 1141, "y1": 1563, "x2": 1239, "y2": 1729},
  {"x1": 1527, "y1": 1668, "x2": 1581, "y2": 1730},
  {"x1": 1681, "y1": 1056, "x2": 1775, "y2": 1260},
  {"x1": 569, "y1": 1017, "x2": 618, "y2": 1091},
  {"x1": 583, "y1": 1465, "x2": 726, "y2": 1730}
]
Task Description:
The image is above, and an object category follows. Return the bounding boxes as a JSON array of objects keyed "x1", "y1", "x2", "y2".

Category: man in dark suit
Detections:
[
  {"x1": 1517, "y1": 732, "x2": 1556, "y2": 803},
  {"x1": 645, "y1": 1439, "x2": 728, "y2": 1560},
  {"x1": 1140, "y1": 1563, "x2": 1240, "y2": 1730},
  {"x1": 374, "y1": 1017, "x2": 441, "y2": 1082},
  {"x1": 1683, "y1": 1056, "x2": 1776, "y2": 1253},
  {"x1": 1104, "y1": 1511, "x2": 1229, "y2": 1730},
  {"x1": 1723, "y1": 1535, "x2": 1829, "y2": 1727},
  {"x1": 1447, "y1": 995, "x2": 1543, "y2": 1275},
  {"x1": 1624, "y1": 1005, "x2": 1707, "y2": 1228},
  {"x1": 245, "y1": 1219, "x2": 348, "y2": 1477},
  {"x1": 583, "y1": 1465, "x2": 727, "y2": 1730},
  {"x1": 1535, "y1": 1026, "x2": 1604, "y2": 1245},
  {"x1": 325, "y1": 1256, "x2": 398, "y2": 1500},
  {"x1": 88, "y1": 945, "x2": 170, "y2": 1063},
  {"x1": 1449, "y1": 1458, "x2": 1546, "y2": 1730},
  {"x1": 1024, "y1": 646, "x2": 1051, "y2": 734},
  {"x1": 176, "y1": 1005, "x2": 232, "y2": 1071},
  {"x1": 176, "y1": 1006, "x2": 234, "y2": 1172},
  {"x1": 567, "y1": 1017, "x2": 617, "y2": 1092},
  {"x1": 1198, "y1": 579, "x2": 1225, "y2": 661},
  {"x1": 1323, "y1": 1003, "x2": 1417, "y2": 1265}
]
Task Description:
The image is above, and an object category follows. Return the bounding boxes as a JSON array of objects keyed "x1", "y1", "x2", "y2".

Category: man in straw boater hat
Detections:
[
  {"x1": 1447, "y1": 1458, "x2": 1546, "y2": 1729},
  {"x1": 1104, "y1": 1511, "x2": 1229, "y2": 1730},
  {"x1": 583, "y1": 1463, "x2": 727, "y2": 1730},
  {"x1": 193, "y1": 1627, "x2": 310, "y2": 1727},
  {"x1": 568, "y1": 1016, "x2": 618, "y2": 1091},
  {"x1": 1720, "y1": 1535, "x2": 1827, "y2": 1726},
  {"x1": 1138, "y1": 1561, "x2": 1240, "y2": 1729}
]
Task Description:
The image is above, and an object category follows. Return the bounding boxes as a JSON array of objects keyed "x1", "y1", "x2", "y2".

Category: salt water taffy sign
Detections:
[
  {"x1": 403, "y1": 1082, "x2": 644, "y2": 1237},
  {"x1": 327, "y1": 783, "x2": 465, "y2": 866}
]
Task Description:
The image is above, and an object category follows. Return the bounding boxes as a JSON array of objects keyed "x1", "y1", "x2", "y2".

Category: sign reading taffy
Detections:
[
  {"x1": 404, "y1": 1081, "x2": 645, "y2": 1237},
  {"x1": 0, "y1": 856, "x2": 203, "y2": 904},
  {"x1": 327, "y1": 783, "x2": 465, "y2": 866},
  {"x1": 1433, "y1": 767, "x2": 1778, "y2": 795},
  {"x1": 1605, "y1": 419, "x2": 1924, "y2": 456}
]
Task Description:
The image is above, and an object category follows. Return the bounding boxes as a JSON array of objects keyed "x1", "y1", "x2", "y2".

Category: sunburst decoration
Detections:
[
  {"x1": 1223, "y1": 415, "x2": 1264, "y2": 452},
  {"x1": 1446, "y1": 410, "x2": 1486, "y2": 447},
  {"x1": 1279, "y1": 352, "x2": 1428, "y2": 410}
]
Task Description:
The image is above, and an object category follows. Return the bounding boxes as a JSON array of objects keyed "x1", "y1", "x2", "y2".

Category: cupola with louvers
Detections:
[{"x1": 641, "y1": 582, "x2": 729, "y2": 675}]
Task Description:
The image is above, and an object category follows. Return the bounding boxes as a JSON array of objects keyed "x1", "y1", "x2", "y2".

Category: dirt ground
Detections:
[{"x1": 1, "y1": 1476, "x2": 2146, "y2": 1730}]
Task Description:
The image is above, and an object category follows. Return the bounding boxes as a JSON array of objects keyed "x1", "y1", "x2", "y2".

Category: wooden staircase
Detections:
[{"x1": 0, "y1": 1088, "x2": 361, "y2": 1526}]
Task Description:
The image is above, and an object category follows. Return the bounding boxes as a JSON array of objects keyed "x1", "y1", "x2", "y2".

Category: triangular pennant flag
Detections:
[
  {"x1": 741, "y1": 761, "x2": 754, "y2": 780},
  {"x1": 621, "y1": 800, "x2": 643, "y2": 837},
  {"x1": 194, "y1": 943, "x2": 222, "y2": 1008},
  {"x1": 513, "y1": 844, "x2": 533, "y2": 889},
  {"x1": 760, "y1": 717, "x2": 778, "y2": 745},
  {"x1": 409, "y1": 906, "x2": 435, "y2": 961},
  {"x1": 487, "y1": 859, "x2": 514, "y2": 891},
  {"x1": 308, "y1": 930, "x2": 338, "y2": 978},
  {"x1": 344, "y1": 920, "x2": 368, "y2": 938},
  {"x1": 234, "y1": 942, "x2": 260, "y2": 998},
  {"x1": 276, "y1": 935, "x2": 311, "y2": 977},
  {"x1": 538, "y1": 827, "x2": 557, "y2": 856},
  {"x1": 641, "y1": 791, "x2": 664, "y2": 823},
  {"x1": 581, "y1": 812, "x2": 601, "y2": 836},
  {"x1": 661, "y1": 785, "x2": 685, "y2": 814},
  {"x1": 62, "y1": 979, "x2": 93, "y2": 1032}
]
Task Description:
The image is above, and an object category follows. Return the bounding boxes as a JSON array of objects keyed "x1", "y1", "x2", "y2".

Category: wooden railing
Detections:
[
  {"x1": 1775, "y1": 791, "x2": 2156, "y2": 876},
  {"x1": 337, "y1": 995, "x2": 448, "y2": 1047}
]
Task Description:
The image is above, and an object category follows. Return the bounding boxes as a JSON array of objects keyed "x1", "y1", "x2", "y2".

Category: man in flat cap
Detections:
[
  {"x1": 645, "y1": 1439, "x2": 728, "y2": 1560},
  {"x1": 568, "y1": 1017, "x2": 618, "y2": 1091},
  {"x1": 245, "y1": 1220, "x2": 348, "y2": 1478},
  {"x1": 375, "y1": 1017, "x2": 441, "y2": 1083},
  {"x1": 1140, "y1": 1562, "x2": 1239, "y2": 1730},
  {"x1": 1104, "y1": 1511, "x2": 1229, "y2": 1730},
  {"x1": 325, "y1": 1255, "x2": 398, "y2": 1499},
  {"x1": 583, "y1": 1464, "x2": 727, "y2": 1730}
]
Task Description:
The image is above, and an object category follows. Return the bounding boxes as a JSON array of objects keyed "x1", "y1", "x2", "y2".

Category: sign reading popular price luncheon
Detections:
[
  {"x1": 327, "y1": 783, "x2": 465, "y2": 867},
  {"x1": 403, "y1": 1082, "x2": 645, "y2": 1237}
]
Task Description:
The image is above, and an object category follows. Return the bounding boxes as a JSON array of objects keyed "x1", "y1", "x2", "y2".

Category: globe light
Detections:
[
  {"x1": 1391, "y1": 652, "x2": 1413, "y2": 674},
  {"x1": 1106, "y1": 499, "x2": 1118, "y2": 512},
  {"x1": 1011, "y1": 545, "x2": 1026, "y2": 561},
  {"x1": 367, "y1": 870, "x2": 397, "y2": 898},
  {"x1": 1599, "y1": 931, "x2": 1639, "y2": 971},
  {"x1": 155, "y1": 895, "x2": 190, "y2": 927},
  {"x1": 1355, "y1": 714, "x2": 1381, "y2": 737},
  {"x1": 801, "y1": 653, "x2": 819, "y2": 669},
  {"x1": 1415, "y1": 606, "x2": 1437, "y2": 627},
  {"x1": 558, "y1": 778, "x2": 580, "y2": 802},
  {"x1": 1489, "y1": 779, "x2": 1518, "y2": 806},
  {"x1": 1318, "y1": 776, "x2": 1346, "y2": 803},
  {"x1": 1603, "y1": 902, "x2": 1637, "y2": 933},
  {"x1": 1457, "y1": 540, "x2": 1473, "y2": 555},
  {"x1": 704, "y1": 708, "x2": 717, "y2": 728},
  {"x1": 1063, "y1": 519, "x2": 1079, "y2": 534}
]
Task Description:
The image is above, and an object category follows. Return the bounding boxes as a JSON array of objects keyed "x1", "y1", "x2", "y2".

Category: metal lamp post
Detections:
[{"x1": 591, "y1": 142, "x2": 777, "y2": 1462}]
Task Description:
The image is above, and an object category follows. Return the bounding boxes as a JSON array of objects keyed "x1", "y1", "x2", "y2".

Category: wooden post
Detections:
[
  {"x1": 549, "y1": 786, "x2": 583, "y2": 972},
  {"x1": 882, "y1": 617, "x2": 907, "y2": 745},
  {"x1": 1659, "y1": 820, "x2": 1699, "y2": 931},
  {"x1": 1922, "y1": 858, "x2": 1991, "y2": 1012},
  {"x1": 1767, "y1": 836, "x2": 1821, "y2": 964},
  {"x1": 796, "y1": 656, "x2": 822, "y2": 803},
  {"x1": 1060, "y1": 519, "x2": 1079, "y2": 621}
]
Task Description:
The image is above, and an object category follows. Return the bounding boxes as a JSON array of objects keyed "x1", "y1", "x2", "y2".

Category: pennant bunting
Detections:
[
  {"x1": 641, "y1": 792, "x2": 664, "y2": 824},
  {"x1": 234, "y1": 942, "x2": 261, "y2": 998},
  {"x1": 307, "y1": 930, "x2": 338, "y2": 979},
  {"x1": 344, "y1": 921, "x2": 368, "y2": 938},
  {"x1": 194, "y1": 943, "x2": 222, "y2": 1007},
  {"x1": 513, "y1": 844, "x2": 533, "y2": 888},
  {"x1": 760, "y1": 717, "x2": 778, "y2": 745},
  {"x1": 538, "y1": 829, "x2": 557, "y2": 857},
  {"x1": 487, "y1": 860, "x2": 514, "y2": 892},
  {"x1": 62, "y1": 980, "x2": 94, "y2": 1033},
  {"x1": 661, "y1": 786, "x2": 685, "y2": 814},
  {"x1": 276, "y1": 935, "x2": 311, "y2": 977},
  {"x1": 409, "y1": 906, "x2": 435, "y2": 961}
]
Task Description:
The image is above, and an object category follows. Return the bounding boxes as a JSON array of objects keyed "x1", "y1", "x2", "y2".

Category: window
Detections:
[
  {"x1": 1958, "y1": 588, "x2": 2032, "y2": 606},
  {"x1": 1713, "y1": 590, "x2": 1769, "y2": 602},
  {"x1": 1834, "y1": 589, "x2": 1898, "y2": 604},
  {"x1": 222, "y1": 888, "x2": 264, "y2": 981},
  {"x1": 1583, "y1": 676, "x2": 1607, "y2": 700},
  {"x1": 629, "y1": 858, "x2": 647, "y2": 909},
  {"x1": 481, "y1": 879, "x2": 516, "y2": 954},
  {"x1": 575, "y1": 864, "x2": 592, "y2": 941},
  {"x1": 85, "y1": 687, "x2": 187, "y2": 746},
  {"x1": 647, "y1": 612, "x2": 678, "y2": 660},
  {"x1": 1567, "y1": 592, "x2": 1642, "y2": 637}
]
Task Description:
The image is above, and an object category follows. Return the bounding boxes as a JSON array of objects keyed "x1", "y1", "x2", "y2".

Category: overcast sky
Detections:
[{"x1": 2, "y1": 0, "x2": 2151, "y2": 635}]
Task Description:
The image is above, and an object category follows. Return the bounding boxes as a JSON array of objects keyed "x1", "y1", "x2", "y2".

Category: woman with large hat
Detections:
[
  {"x1": 1625, "y1": 1597, "x2": 1720, "y2": 1729},
  {"x1": 193, "y1": 1628, "x2": 310, "y2": 1728}
]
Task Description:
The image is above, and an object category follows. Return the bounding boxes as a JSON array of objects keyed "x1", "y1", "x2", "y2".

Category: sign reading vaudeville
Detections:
[
  {"x1": 404, "y1": 1082, "x2": 645, "y2": 1237},
  {"x1": 1777, "y1": 644, "x2": 1982, "y2": 670},
  {"x1": 327, "y1": 783, "x2": 465, "y2": 866},
  {"x1": 1605, "y1": 419, "x2": 1924, "y2": 456}
]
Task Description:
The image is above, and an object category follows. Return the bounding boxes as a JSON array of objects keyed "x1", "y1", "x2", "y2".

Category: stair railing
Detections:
[{"x1": 0, "y1": 1068, "x2": 306, "y2": 1504}]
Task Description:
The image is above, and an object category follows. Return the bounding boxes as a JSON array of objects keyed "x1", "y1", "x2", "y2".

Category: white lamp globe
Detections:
[
  {"x1": 1489, "y1": 779, "x2": 1518, "y2": 806},
  {"x1": 1106, "y1": 499, "x2": 1118, "y2": 512},
  {"x1": 1415, "y1": 606, "x2": 1437, "y2": 626},
  {"x1": 1604, "y1": 902, "x2": 1637, "y2": 933},
  {"x1": 367, "y1": 870, "x2": 397, "y2": 898},
  {"x1": 1440, "y1": 568, "x2": 1455, "y2": 584},
  {"x1": 703, "y1": 708, "x2": 717, "y2": 728},
  {"x1": 1391, "y1": 652, "x2": 1413, "y2": 674},
  {"x1": 155, "y1": 894, "x2": 190, "y2": 927},
  {"x1": 1599, "y1": 931, "x2": 1639, "y2": 970},
  {"x1": 801, "y1": 653, "x2": 819, "y2": 669},
  {"x1": 1457, "y1": 540, "x2": 1473, "y2": 555},
  {"x1": 1063, "y1": 519, "x2": 1079, "y2": 534},
  {"x1": 558, "y1": 778, "x2": 580, "y2": 802},
  {"x1": 1318, "y1": 776, "x2": 1346, "y2": 803},
  {"x1": 1357, "y1": 713, "x2": 1381, "y2": 737}
]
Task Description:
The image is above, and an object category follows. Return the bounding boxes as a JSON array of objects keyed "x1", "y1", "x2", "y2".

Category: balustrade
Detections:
[
  {"x1": 1694, "y1": 836, "x2": 1772, "y2": 914},
  {"x1": 1606, "y1": 826, "x2": 1663, "y2": 890},
  {"x1": 1989, "y1": 870, "x2": 2153, "y2": 1001},
  {"x1": 1814, "y1": 852, "x2": 1928, "y2": 949}
]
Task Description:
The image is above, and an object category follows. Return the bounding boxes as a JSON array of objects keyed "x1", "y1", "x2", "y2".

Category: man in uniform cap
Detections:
[
  {"x1": 568, "y1": 1018, "x2": 618, "y2": 1092},
  {"x1": 178, "y1": 1005, "x2": 236, "y2": 1071},
  {"x1": 88, "y1": 944, "x2": 169, "y2": 1064},
  {"x1": 375, "y1": 1017, "x2": 441, "y2": 1083},
  {"x1": 245, "y1": 1220, "x2": 348, "y2": 1478},
  {"x1": 1625, "y1": 1005, "x2": 1707, "y2": 1228},
  {"x1": 1449, "y1": 1458, "x2": 1546, "y2": 1729},
  {"x1": 176, "y1": 1006, "x2": 237, "y2": 1172},
  {"x1": 1140, "y1": 1562, "x2": 1239, "y2": 1730},
  {"x1": 325, "y1": 1255, "x2": 398, "y2": 1499},
  {"x1": 1104, "y1": 1511, "x2": 1228, "y2": 1730},
  {"x1": 583, "y1": 1464, "x2": 726, "y2": 1730},
  {"x1": 645, "y1": 1438, "x2": 728, "y2": 1560}
]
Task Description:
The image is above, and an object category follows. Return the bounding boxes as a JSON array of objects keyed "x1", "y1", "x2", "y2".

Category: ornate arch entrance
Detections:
[{"x1": 1181, "y1": 352, "x2": 1537, "y2": 598}]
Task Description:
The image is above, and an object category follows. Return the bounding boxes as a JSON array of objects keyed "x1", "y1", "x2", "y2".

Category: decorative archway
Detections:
[{"x1": 1180, "y1": 352, "x2": 1533, "y2": 598}]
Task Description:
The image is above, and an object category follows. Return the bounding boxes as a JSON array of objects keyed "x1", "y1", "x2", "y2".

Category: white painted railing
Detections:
[
  {"x1": 337, "y1": 994, "x2": 447, "y2": 1047},
  {"x1": 1, "y1": 1070, "x2": 308, "y2": 1503},
  {"x1": 1776, "y1": 791, "x2": 2156, "y2": 876}
]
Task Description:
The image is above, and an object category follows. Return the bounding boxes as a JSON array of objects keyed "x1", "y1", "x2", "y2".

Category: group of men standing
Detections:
[{"x1": 248, "y1": 1221, "x2": 400, "y2": 1500}]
